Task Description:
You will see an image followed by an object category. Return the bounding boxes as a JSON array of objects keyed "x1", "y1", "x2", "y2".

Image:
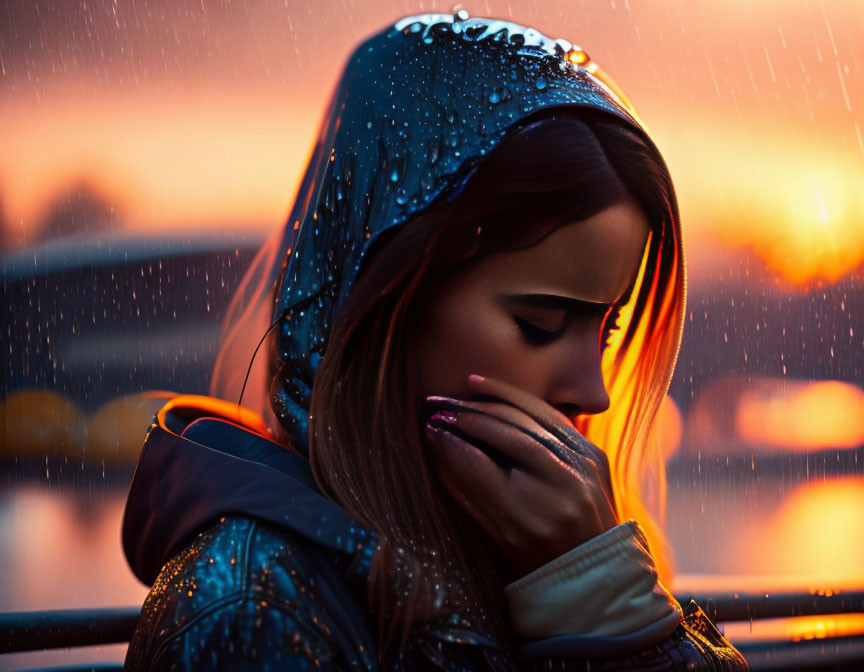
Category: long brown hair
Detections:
[{"x1": 306, "y1": 109, "x2": 684, "y2": 659}]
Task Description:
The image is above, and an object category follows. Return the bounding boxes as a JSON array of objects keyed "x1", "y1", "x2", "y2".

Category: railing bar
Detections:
[
  {"x1": 737, "y1": 634, "x2": 864, "y2": 672},
  {"x1": 2, "y1": 594, "x2": 864, "y2": 654},
  {"x1": 12, "y1": 664, "x2": 124, "y2": 672},
  {"x1": 674, "y1": 591, "x2": 864, "y2": 623},
  {"x1": 0, "y1": 608, "x2": 140, "y2": 654}
]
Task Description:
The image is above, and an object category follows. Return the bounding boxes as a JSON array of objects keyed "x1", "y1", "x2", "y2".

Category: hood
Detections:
[
  {"x1": 264, "y1": 11, "x2": 665, "y2": 452},
  {"x1": 122, "y1": 395, "x2": 375, "y2": 586}
]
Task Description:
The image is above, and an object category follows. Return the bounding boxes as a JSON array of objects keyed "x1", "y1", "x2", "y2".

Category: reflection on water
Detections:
[
  {"x1": 743, "y1": 478, "x2": 864, "y2": 585},
  {"x1": 0, "y1": 486, "x2": 148, "y2": 669},
  {"x1": 0, "y1": 643, "x2": 129, "y2": 672},
  {"x1": 0, "y1": 486, "x2": 148, "y2": 612},
  {"x1": 667, "y1": 476, "x2": 864, "y2": 592}
]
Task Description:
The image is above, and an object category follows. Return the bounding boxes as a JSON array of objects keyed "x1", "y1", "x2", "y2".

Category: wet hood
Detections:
[
  {"x1": 122, "y1": 396, "x2": 373, "y2": 586},
  {"x1": 268, "y1": 11, "x2": 657, "y2": 451}
]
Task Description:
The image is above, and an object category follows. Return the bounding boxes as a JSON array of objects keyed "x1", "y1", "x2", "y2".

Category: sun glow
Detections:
[
  {"x1": 744, "y1": 478, "x2": 864, "y2": 589},
  {"x1": 736, "y1": 380, "x2": 864, "y2": 451},
  {"x1": 666, "y1": 119, "x2": 864, "y2": 288},
  {"x1": 722, "y1": 614, "x2": 864, "y2": 643}
]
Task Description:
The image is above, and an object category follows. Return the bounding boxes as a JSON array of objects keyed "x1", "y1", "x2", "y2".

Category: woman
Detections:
[{"x1": 123, "y1": 11, "x2": 748, "y2": 670}]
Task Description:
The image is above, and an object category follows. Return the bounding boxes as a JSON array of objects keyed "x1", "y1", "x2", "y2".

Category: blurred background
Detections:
[{"x1": 2, "y1": 0, "x2": 863, "y2": 668}]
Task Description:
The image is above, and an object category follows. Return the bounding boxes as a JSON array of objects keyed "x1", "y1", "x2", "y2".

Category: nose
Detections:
[{"x1": 545, "y1": 348, "x2": 610, "y2": 420}]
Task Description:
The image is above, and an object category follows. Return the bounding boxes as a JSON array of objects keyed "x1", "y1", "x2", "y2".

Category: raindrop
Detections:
[
  {"x1": 395, "y1": 188, "x2": 408, "y2": 205},
  {"x1": 535, "y1": 77, "x2": 547, "y2": 90},
  {"x1": 390, "y1": 168, "x2": 399, "y2": 183},
  {"x1": 488, "y1": 91, "x2": 501, "y2": 104}
]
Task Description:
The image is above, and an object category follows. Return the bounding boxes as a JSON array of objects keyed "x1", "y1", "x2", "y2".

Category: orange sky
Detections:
[{"x1": 1, "y1": 0, "x2": 862, "y2": 288}]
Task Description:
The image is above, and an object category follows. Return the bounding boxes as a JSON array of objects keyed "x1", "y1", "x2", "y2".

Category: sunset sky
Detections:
[{"x1": 1, "y1": 0, "x2": 862, "y2": 289}]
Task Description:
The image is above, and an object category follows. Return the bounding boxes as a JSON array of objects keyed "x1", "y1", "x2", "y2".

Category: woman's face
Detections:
[{"x1": 415, "y1": 199, "x2": 650, "y2": 422}]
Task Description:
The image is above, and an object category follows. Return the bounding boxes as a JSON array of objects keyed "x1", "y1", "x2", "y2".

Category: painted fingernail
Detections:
[
  {"x1": 430, "y1": 411, "x2": 458, "y2": 424},
  {"x1": 425, "y1": 423, "x2": 450, "y2": 440},
  {"x1": 468, "y1": 374, "x2": 486, "y2": 383},
  {"x1": 426, "y1": 395, "x2": 454, "y2": 403}
]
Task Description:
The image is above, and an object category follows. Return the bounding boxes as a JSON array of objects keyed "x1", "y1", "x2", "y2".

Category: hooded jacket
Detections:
[{"x1": 123, "y1": 11, "x2": 748, "y2": 670}]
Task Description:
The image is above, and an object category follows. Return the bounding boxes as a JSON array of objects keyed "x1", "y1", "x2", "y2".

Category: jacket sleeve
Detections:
[
  {"x1": 505, "y1": 521, "x2": 749, "y2": 671},
  {"x1": 516, "y1": 600, "x2": 748, "y2": 671}
]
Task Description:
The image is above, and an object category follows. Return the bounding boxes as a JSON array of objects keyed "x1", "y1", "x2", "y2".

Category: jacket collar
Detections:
[{"x1": 122, "y1": 395, "x2": 376, "y2": 586}]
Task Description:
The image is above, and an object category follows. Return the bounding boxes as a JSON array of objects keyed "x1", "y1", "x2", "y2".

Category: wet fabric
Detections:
[
  {"x1": 505, "y1": 520, "x2": 681, "y2": 639},
  {"x1": 122, "y1": 409, "x2": 373, "y2": 588}
]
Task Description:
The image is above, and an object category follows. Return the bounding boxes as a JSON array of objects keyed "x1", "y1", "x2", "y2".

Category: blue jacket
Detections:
[{"x1": 122, "y1": 397, "x2": 747, "y2": 670}]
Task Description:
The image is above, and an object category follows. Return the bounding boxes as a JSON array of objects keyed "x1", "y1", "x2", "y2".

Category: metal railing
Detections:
[{"x1": 2, "y1": 591, "x2": 864, "y2": 671}]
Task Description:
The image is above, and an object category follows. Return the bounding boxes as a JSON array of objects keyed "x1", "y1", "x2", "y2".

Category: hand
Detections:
[{"x1": 424, "y1": 374, "x2": 619, "y2": 578}]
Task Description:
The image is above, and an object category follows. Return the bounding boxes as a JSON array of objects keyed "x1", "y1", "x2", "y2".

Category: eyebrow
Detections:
[{"x1": 499, "y1": 293, "x2": 615, "y2": 314}]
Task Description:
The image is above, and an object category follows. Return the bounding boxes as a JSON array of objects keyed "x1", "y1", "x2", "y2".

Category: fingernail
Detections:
[
  {"x1": 430, "y1": 411, "x2": 458, "y2": 424},
  {"x1": 425, "y1": 422, "x2": 447, "y2": 440},
  {"x1": 468, "y1": 374, "x2": 486, "y2": 383}
]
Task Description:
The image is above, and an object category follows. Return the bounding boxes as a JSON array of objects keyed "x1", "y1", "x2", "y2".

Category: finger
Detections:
[
  {"x1": 426, "y1": 423, "x2": 578, "y2": 550},
  {"x1": 425, "y1": 423, "x2": 511, "y2": 493},
  {"x1": 466, "y1": 374, "x2": 573, "y2": 428},
  {"x1": 430, "y1": 409, "x2": 618, "y2": 531},
  {"x1": 426, "y1": 397, "x2": 569, "y2": 458},
  {"x1": 465, "y1": 374, "x2": 606, "y2": 461},
  {"x1": 429, "y1": 391, "x2": 605, "y2": 472},
  {"x1": 428, "y1": 409, "x2": 573, "y2": 477},
  {"x1": 427, "y1": 396, "x2": 607, "y2": 481},
  {"x1": 425, "y1": 423, "x2": 511, "y2": 546}
]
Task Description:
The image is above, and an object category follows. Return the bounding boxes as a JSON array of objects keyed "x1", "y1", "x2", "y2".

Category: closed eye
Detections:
[
  {"x1": 502, "y1": 293, "x2": 618, "y2": 349},
  {"x1": 514, "y1": 316, "x2": 566, "y2": 345},
  {"x1": 513, "y1": 308, "x2": 621, "y2": 349}
]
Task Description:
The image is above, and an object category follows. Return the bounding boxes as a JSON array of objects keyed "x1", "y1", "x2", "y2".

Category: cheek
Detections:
[{"x1": 417, "y1": 293, "x2": 530, "y2": 397}]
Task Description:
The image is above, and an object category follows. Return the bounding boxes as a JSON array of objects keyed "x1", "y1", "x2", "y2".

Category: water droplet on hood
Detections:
[
  {"x1": 488, "y1": 91, "x2": 501, "y2": 104},
  {"x1": 420, "y1": 172, "x2": 435, "y2": 191},
  {"x1": 535, "y1": 77, "x2": 547, "y2": 90}
]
